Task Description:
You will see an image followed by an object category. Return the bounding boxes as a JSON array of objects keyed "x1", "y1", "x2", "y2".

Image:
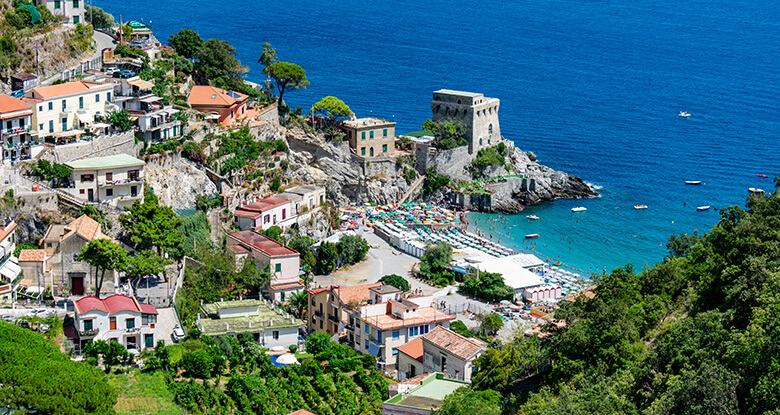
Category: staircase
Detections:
[{"x1": 398, "y1": 175, "x2": 426, "y2": 204}]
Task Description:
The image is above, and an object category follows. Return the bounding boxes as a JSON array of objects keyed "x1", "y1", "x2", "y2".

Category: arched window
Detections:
[
  {"x1": 489, "y1": 124, "x2": 493, "y2": 137},
  {"x1": 457, "y1": 99, "x2": 462, "y2": 104}
]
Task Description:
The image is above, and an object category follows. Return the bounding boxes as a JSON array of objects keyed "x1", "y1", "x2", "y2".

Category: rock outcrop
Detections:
[{"x1": 144, "y1": 153, "x2": 218, "y2": 210}]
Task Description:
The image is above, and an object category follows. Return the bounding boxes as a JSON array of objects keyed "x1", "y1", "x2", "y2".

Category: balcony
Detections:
[
  {"x1": 314, "y1": 310, "x2": 323, "y2": 319},
  {"x1": 345, "y1": 322, "x2": 355, "y2": 331},
  {"x1": 98, "y1": 177, "x2": 143, "y2": 188},
  {"x1": 4, "y1": 126, "x2": 31, "y2": 136},
  {"x1": 79, "y1": 328, "x2": 99, "y2": 337},
  {"x1": 328, "y1": 314, "x2": 340, "y2": 323},
  {"x1": 124, "y1": 327, "x2": 140, "y2": 334},
  {"x1": 117, "y1": 193, "x2": 142, "y2": 202}
]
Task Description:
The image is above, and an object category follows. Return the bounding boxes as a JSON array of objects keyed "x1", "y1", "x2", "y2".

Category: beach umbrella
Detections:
[{"x1": 276, "y1": 353, "x2": 300, "y2": 365}]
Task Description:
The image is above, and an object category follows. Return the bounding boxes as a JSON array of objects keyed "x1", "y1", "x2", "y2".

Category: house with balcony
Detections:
[
  {"x1": 72, "y1": 294, "x2": 158, "y2": 352},
  {"x1": 307, "y1": 282, "x2": 382, "y2": 345},
  {"x1": 196, "y1": 299, "x2": 304, "y2": 349},
  {"x1": 341, "y1": 117, "x2": 396, "y2": 158},
  {"x1": 278, "y1": 185, "x2": 327, "y2": 215},
  {"x1": 396, "y1": 326, "x2": 487, "y2": 382},
  {"x1": 226, "y1": 230, "x2": 303, "y2": 302},
  {"x1": 64, "y1": 154, "x2": 145, "y2": 208},
  {"x1": 188, "y1": 85, "x2": 249, "y2": 128},
  {"x1": 0, "y1": 221, "x2": 19, "y2": 303},
  {"x1": 0, "y1": 95, "x2": 35, "y2": 162},
  {"x1": 35, "y1": 0, "x2": 85, "y2": 25},
  {"x1": 382, "y1": 373, "x2": 470, "y2": 415},
  {"x1": 24, "y1": 81, "x2": 115, "y2": 142},
  {"x1": 233, "y1": 197, "x2": 295, "y2": 231},
  {"x1": 41, "y1": 215, "x2": 117, "y2": 296},
  {"x1": 114, "y1": 78, "x2": 182, "y2": 142}
]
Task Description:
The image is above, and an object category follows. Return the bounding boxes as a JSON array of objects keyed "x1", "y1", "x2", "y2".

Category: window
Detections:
[
  {"x1": 377, "y1": 331, "x2": 382, "y2": 342},
  {"x1": 39, "y1": 124, "x2": 43, "y2": 131},
  {"x1": 264, "y1": 215, "x2": 270, "y2": 224},
  {"x1": 48, "y1": 120, "x2": 54, "y2": 132},
  {"x1": 319, "y1": 320, "x2": 323, "y2": 329},
  {"x1": 54, "y1": 0, "x2": 60, "y2": 8},
  {"x1": 361, "y1": 131, "x2": 366, "y2": 140},
  {"x1": 80, "y1": 174, "x2": 94, "y2": 182},
  {"x1": 282, "y1": 208, "x2": 286, "y2": 220},
  {"x1": 361, "y1": 147, "x2": 366, "y2": 156},
  {"x1": 72, "y1": 15, "x2": 79, "y2": 24},
  {"x1": 79, "y1": 189, "x2": 85, "y2": 194},
  {"x1": 365, "y1": 340, "x2": 369, "y2": 350},
  {"x1": 95, "y1": 94, "x2": 100, "y2": 103},
  {"x1": 142, "y1": 315, "x2": 148, "y2": 325},
  {"x1": 392, "y1": 331, "x2": 399, "y2": 340},
  {"x1": 408, "y1": 326, "x2": 419, "y2": 337},
  {"x1": 61, "y1": 99, "x2": 66, "y2": 110},
  {"x1": 275, "y1": 263, "x2": 281, "y2": 273},
  {"x1": 382, "y1": 144, "x2": 388, "y2": 153},
  {"x1": 273, "y1": 331, "x2": 279, "y2": 340},
  {"x1": 83, "y1": 319, "x2": 93, "y2": 331},
  {"x1": 73, "y1": 0, "x2": 79, "y2": 8},
  {"x1": 105, "y1": 172, "x2": 112, "y2": 181},
  {"x1": 48, "y1": 102, "x2": 53, "y2": 111},
  {"x1": 365, "y1": 325, "x2": 370, "y2": 334},
  {"x1": 109, "y1": 317, "x2": 116, "y2": 330},
  {"x1": 420, "y1": 324, "x2": 429, "y2": 335},
  {"x1": 370, "y1": 147, "x2": 374, "y2": 157},
  {"x1": 6, "y1": 121, "x2": 10, "y2": 130},
  {"x1": 128, "y1": 170, "x2": 139, "y2": 181},
  {"x1": 126, "y1": 318, "x2": 135, "y2": 329},
  {"x1": 39, "y1": 105, "x2": 43, "y2": 111},
  {"x1": 370, "y1": 130, "x2": 374, "y2": 139},
  {"x1": 78, "y1": 97, "x2": 84, "y2": 109},
  {"x1": 107, "y1": 92, "x2": 111, "y2": 102},
  {"x1": 383, "y1": 128, "x2": 388, "y2": 137},
  {"x1": 392, "y1": 348, "x2": 399, "y2": 355},
  {"x1": 105, "y1": 189, "x2": 113, "y2": 196}
]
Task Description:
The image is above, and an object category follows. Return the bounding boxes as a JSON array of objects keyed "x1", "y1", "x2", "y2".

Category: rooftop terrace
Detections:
[
  {"x1": 198, "y1": 299, "x2": 304, "y2": 336},
  {"x1": 383, "y1": 373, "x2": 469, "y2": 410}
]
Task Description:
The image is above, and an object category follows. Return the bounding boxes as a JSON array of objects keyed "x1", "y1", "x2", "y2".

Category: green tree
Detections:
[
  {"x1": 287, "y1": 290, "x2": 308, "y2": 319},
  {"x1": 419, "y1": 241, "x2": 453, "y2": 281},
  {"x1": 105, "y1": 109, "x2": 134, "y2": 131},
  {"x1": 36, "y1": 4, "x2": 56, "y2": 23},
  {"x1": 422, "y1": 169, "x2": 451, "y2": 196},
  {"x1": 431, "y1": 387, "x2": 502, "y2": 415},
  {"x1": 379, "y1": 274, "x2": 410, "y2": 292},
  {"x1": 266, "y1": 61, "x2": 308, "y2": 104},
  {"x1": 480, "y1": 313, "x2": 504, "y2": 335},
  {"x1": 181, "y1": 349, "x2": 214, "y2": 378},
  {"x1": 422, "y1": 118, "x2": 468, "y2": 150},
  {"x1": 258, "y1": 42, "x2": 276, "y2": 91},
  {"x1": 305, "y1": 331, "x2": 335, "y2": 356},
  {"x1": 78, "y1": 239, "x2": 128, "y2": 298},
  {"x1": 13, "y1": 242, "x2": 37, "y2": 257},
  {"x1": 336, "y1": 234, "x2": 369, "y2": 266},
  {"x1": 195, "y1": 38, "x2": 245, "y2": 82},
  {"x1": 313, "y1": 96, "x2": 353, "y2": 128},
  {"x1": 259, "y1": 225, "x2": 284, "y2": 243},
  {"x1": 177, "y1": 211, "x2": 211, "y2": 257},
  {"x1": 315, "y1": 242, "x2": 339, "y2": 275},
  {"x1": 168, "y1": 28, "x2": 203, "y2": 60},
  {"x1": 459, "y1": 272, "x2": 514, "y2": 303},
  {"x1": 120, "y1": 190, "x2": 184, "y2": 256},
  {"x1": 125, "y1": 251, "x2": 171, "y2": 294},
  {"x1": 0, "y1": 322, "x2": 117, "y2": 414},
  {"x1": 84, "y1": 5, "x2": 113, "y2": 28}
]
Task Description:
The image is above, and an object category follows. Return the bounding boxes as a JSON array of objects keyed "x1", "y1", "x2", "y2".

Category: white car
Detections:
[
  {"x1": 171, "y1": 325, "x2": 185, "y2": 342},
  {"x1": 104, "y1": 67, "x2": 119, "y2": 75},
  {"x1": 28, "y1": 308, "x2": 50, "y2": 318}
]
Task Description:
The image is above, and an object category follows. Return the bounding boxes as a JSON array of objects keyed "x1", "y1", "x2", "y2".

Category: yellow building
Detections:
[
  {"x1": 24, "y1": 81, "x2": 115, "y2": 141},
  {"x1": 342, "y1": 118, "x2": 395, "y2": 158}
]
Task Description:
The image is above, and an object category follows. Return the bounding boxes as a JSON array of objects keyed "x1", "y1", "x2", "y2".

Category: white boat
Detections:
[
  {"x1": 679, "y1": 111, "x2": 691, "y2": 118},
  {"x1": 749, "y1": 188, "x2": 765, "y2": 194},
  {"x1": 634, "y1": 204, "x2": 648, "y2": 210},
  {"x1": 697, "y1": 206, "x2": 710, "y2": 211},
  {"x1": 685, "y1": 181, "x2": 702, "y2": 185},
  {"x1": 526, "y1": 215, "x2": 540, "y2": 220},
  {"x1": 571, "y1": 207, "x2": 587, "y2": 212}
]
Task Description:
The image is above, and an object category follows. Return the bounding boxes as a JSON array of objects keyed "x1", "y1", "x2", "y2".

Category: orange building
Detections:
[{"x1": 187, "y1": 85, "x2": 249, "y2": 127}]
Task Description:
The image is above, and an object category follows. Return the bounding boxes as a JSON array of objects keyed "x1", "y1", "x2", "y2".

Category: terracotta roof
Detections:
[
  {"x1": 336, "y1": 282, "x2": 382, "y2": 305},
  {"x1": 227, "y1": 230, "x2": 298, "y2": 257},
  {"x1": 308, "y1": 287, "x2": 329, "y2": 295},
  {"x1": 30, "y1": 81, "x2": 112, "y2": 99},
  {"x1": 396, "y1": 337, "x2": 424, "y2": 362},
  {"x1": 422, "y1": 326, "x2": 487, "y2": 360},
  {"x1": 562, "y1": 285, "x2": 597, "y2": 302},
  {"x1": 11, "y1": 72, "x2": 37, "y2": 81},
  {"x1": 232, "y1": 209, "x2": 261, "y2": 219},
  {"x1": 188, "y1": 85, "x2": 247, "y2": 107},
  {"x1": 0, "y1": 95, "x2": 32, "y2": 115},
  {"x1": 287, "y1": 410, "x2": 318, "y2": 415},
  {"x1": 227, "y1": 244, "x2": 250, "y2": 254},
  {"x1": 74, "y1": 294, "x2": 153, "y2": 315},
  {"x1": 0, "y1": 222, "x2": 17, "y2": 242},
  {"x1": 237, "y1": 197, "x2": 291, "y2": 213},
  {"x1": 18, "y1": 249, "x2": 45, "y2": 262},
  {"x1": 270, "y1": 279, "x2": 305, "y2": 290},
  {"x1": 398, "y1": 372, "x2": 430, "y2": 385},
  {"x1": 61, "y1": 215, "x2": 110, "y2": 242},
  {"x1": 362, "y1": 306, "x2": 455, "y2": 331}
]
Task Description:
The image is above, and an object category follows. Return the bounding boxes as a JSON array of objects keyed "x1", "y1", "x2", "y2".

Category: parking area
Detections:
[{"x1": 155, "y1": 307, "x2": 181, "y2": 345}]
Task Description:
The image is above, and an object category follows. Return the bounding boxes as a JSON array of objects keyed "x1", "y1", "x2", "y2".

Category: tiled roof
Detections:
[
  {"x1": 398, "y1": 372, "x2": 430, "y2": 385},
  {"x1": 226, "y1": 244, "x2": 250, "y2": 253},
  {"x1": 238, "y1": 197, "x2": 291, "y2": 213},
  {"x1": 336, "y1": 282, "x2": 382, "y2": 305},
  {"x1": 188, "y1": 85, "x2": 247, "y2": 107},
  {"x1": 30, "y1": 81, "x2": 112, "y2": 99},
  {"x1": 61, "y1": 215, "x2": 109, "y2": 242},
  {"x1": 227, "y1": 230, "x2": 298, "y2": 257},
  {"x1": 0, "y1": 95, "x2": 32, "y2": 115},
  {"x1": 396, "y1": 337, "x2": 424, "y2": 362},
  {"x1": 0, "y1": 222, "x2": 16, "y2": 242},
  {"x1": 270, "y1": 279, "x2": 305, "y2": 290},
  {"x1": 139, "y1": 303, "x2": 158, "y2": 315},
  {"x1": 18, "y1": 249, "x2": 45, "y2": 262},
  {"x1": 74, "y1": 294, "x2": 153, "y2": 315},
  {"x1": 362, "y1": 306, "x2": 455, "y2": 331},
  {"x1": 422, "y1": 326, "x2": 487, "y2": 360}
]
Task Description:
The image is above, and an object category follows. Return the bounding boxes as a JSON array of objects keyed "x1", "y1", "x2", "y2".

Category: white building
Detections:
[
  {"x1": 0, "y1": 95, "x2": 35, "y2": 162},
  {"x1": 24, "y1": 81, "x2": 115, "y2": 141},
  {"x1": 73, "y1": 294, "x2": 158, "y2": 352},
  {"x1": 465, "y1": 254, "x2": 555, "y2": 301},
  {"x1": 233, "y1": 197, "x2": 295, "y2": 231},
  {"x1": 0, "y1": 221, "x2": 19, "y2": 303},
  {"x1": 277, "y1": 185, "x2": 326, "y2": 215},
  {"x1": 114, "y1": 78, "x2": 182, "y2": 142},
  {"x1": 396, "y1": 326, "x2": 487, "y2": 382},
  {"x1": 196, "y1": 299, "x2": 303, "y2": 349},
  {"x1": 226, "y1": 230, "x2": 303, "y2": 302},
  {"x1": 64, "y1": 154, "x2": 145, "y2": 209},
  {"x1": 35, "y1": 0, "x2": 85, "y2": 25}
]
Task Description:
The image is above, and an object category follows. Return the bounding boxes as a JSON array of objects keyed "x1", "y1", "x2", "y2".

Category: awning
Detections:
[
  {"x1": 75, "y1": 110, "x2": 93, "y2": 124},
  {"x1": 128, "y1": 78, "x2": 154, "y2": 89},
  {"x1": 92, "y1": 122, "x2": 111, "y2": 128},
  {"x1": 367, "y1": 343, "x2": 381, "y2": 357},
  {"x1": 204, "y1": 114, "x2": 220, "y2": 120},
  {"x1": 52, "y1": 129, "x2": 84, "y2": 138},
  {"x1": 163, "y1": 108, "x2": 180, "y2": 115},
  {"x1": 140, "y1": 95, "x2": 162, "y2": 103},
  {"x1": 0, "y1": 257, "x2": 20, "y2": 281}
]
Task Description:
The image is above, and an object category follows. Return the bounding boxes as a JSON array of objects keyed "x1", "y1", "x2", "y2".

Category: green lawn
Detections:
[{"x1": 108, "y1": 369, "x2": 181, "y2": 415}]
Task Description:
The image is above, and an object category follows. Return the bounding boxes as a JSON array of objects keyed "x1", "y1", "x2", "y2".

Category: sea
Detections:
[{"x1": 95, "y1": 0, "x2": 780, "y2": 275}]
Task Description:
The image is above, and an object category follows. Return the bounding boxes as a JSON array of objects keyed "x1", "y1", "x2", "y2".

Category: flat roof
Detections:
[
  {"x1": 472, "y1": 255, "x2": 544, "y2": 290},
  {"x1": 198, "y1": 300, "x2": 303, "y2": 335},
  {"x1": 433, "y1": 89, "x2": 482, "y2": 97},
  {"x1": 227, "y1": 230, "x2": 298, "y2": 257},
  {"x1": 383, "y1": 373, "x2": 469, "y2": 410},
  {"x1": 371, "y1": 285, "x2": 401, "y2": 295},
  {"x1": 65, "y1": 154, "x2": 145, "y2": 171},
  {"x1": 342, "y1": 117, "x2": 395, "y2": 128}
]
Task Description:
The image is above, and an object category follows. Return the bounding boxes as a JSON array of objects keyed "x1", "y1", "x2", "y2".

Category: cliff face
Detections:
[{"x1": 144, "y1": 153, "x2": 218, "y2": 210}]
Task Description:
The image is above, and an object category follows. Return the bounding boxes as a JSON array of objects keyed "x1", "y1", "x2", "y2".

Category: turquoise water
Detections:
[{"x1": 95, "y1": 0, "x2": 780, "y2": 273}]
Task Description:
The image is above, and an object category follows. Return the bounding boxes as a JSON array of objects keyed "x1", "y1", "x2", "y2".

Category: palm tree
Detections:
[{"x1": 288, "y1": 290, "x2": 309, "y2": 319}]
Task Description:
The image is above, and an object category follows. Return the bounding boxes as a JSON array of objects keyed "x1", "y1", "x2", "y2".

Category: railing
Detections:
[
  {"x1": 328, "y1": 314, "x2": 340, "y2": 323},
  {"x1": 98, "y1": 177, "x2": 143, "y2": 187},
  {"x1": 5, "y1": 126, "x2": 31, "y2": 135},
  {"x1": 345, "y1": 322, "x2": 355, "y2": 331},
  {"x1": 79, "y1": 328, "x2": 99, "y2": 337},
  {"x1": 125, "y1": 327, "x2": 140, "y2": 333},
  {"x1": 314, "y1": 310, "x2": 323, "y2": 318}
]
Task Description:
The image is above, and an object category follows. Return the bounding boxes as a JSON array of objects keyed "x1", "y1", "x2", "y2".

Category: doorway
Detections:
[
  {"x1": 87, "y1": 189, "x2": 94, "y2": 202},
  {"x1": 71, "y1": 275, "x2": 84, "y2": 295}
]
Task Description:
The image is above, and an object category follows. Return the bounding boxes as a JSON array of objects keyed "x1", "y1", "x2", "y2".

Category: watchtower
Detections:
[{"x1": 431, "y1": 90, "x2": 500, "y2": 154}]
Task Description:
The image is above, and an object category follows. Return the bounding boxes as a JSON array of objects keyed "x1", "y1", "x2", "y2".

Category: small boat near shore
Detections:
[
  {"x1": 634, "y1": 204, "x2": 648, "y2": 210},
  {"x1": 679, "y1": 111, "x2": 691, "y2": 118},
  {"x1": 697, "y1": 206, "x2": 710, "y2": 211},
  {"x1": 526, "y1": 215, "x2": 540, "y2": 220},
  {"x1": 525, "y1": 234, "x2": 540, "y2": 239},
  {"x1": 757, "y1": 174, "x2": 768, "y2": 178},
  {"x1": 571, "y1": 207, "x2": 587, "y2": 212},
  {"x1": 685, "y1": 181, "x2": 702, "y2": 185},
  {"x1": 749, "y1": 188, "x2": 765, "y2": 194}
]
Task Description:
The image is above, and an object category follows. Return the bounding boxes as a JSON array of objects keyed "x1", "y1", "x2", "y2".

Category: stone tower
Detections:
[{"x1": 431, "y1": 90, "x2": 501, "y2": 154}]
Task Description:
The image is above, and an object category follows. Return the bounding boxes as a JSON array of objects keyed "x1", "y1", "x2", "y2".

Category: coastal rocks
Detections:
[{"x1": 144, "y1": 153, "x2": 218, "y2": 209}]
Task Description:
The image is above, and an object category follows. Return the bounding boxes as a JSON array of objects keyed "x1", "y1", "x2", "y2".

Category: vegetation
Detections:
[
  {"x1": 168, "y1": 28, "x2": 202, "y2": 60},
  {"x1": 431, "y1": 387, "x2": 502, "y2": 415},
  {"x1": 480, "y1": 313, "x2": 504, "y2": 335},
  {"x1": 32, "y1": 159, "x2": 69, "y2": 184},
  {"x1": 105, "y1": 109, "x2": 135, "y2": 132},
  {"x1": 209, "y1": 127, "x2": 287, "y2": 176},
  {"x1": 13, "y1": 242, "x2": 37, "y2": 257},
  {"x1": 259, "y1": 225, "x2": 284, "y2": 242},
  {"x1": 107, "y1": 370, "x2": 180, "y2": 415},
  {"x1": 79, "y1": 204, "x2": 112, "y2": 233},
  {"x1": 266, "y1": 61, "x2": 309, "y2": 104},
  {"x1": 459, "y1": 272, "x2": 514, "y2": 303},
  {"x1": 422, "y1": 118, "x2": 468, "y2": 150},
  {"x1": 422, "y1": 168, "x2": 451, "y2": 196},
  {"x1": 175, "y1": 211, "x2": 212, "y2": 257},
  {"x1": 314, "y1": 235, "x2": 370, "y2": 275},
  {"x1": 120, "y1": 190, "x2": 184, "y2": 257},
  {"x1": 379, "y1": 274, "x2": 410, "y2": 292},
  {"x1": 78, "y1": 239, "x2": 129, "y2": 298},
  {"x1": 85, "y1": 5, "x2": 114, "y2": 28},
  {"x1": 195, "y1": 193, "x2": 221, "y2": 212},
  {"x1": 0, "y1": 322, "x2": 117, "y2": 414},
  {"x1": 471, "y1": 144, "x2": 508, "y2": 169},
  {"x1": 313, "y1": 96, "x2": 353, "y2": 128},
  {"x1": 289, "y1": 236, "x2": 317, "y2": 277},
  {"x1": 125, "y1": 251, "x2": 171, "y2": 294},
  {"x1": 418, "y1": 241, "x2": 456, "y2": 285}
]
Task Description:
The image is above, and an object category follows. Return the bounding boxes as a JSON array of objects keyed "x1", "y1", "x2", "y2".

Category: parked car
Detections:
[
  {"x1": 28, "y1": 308, "x2": 50, "y2": 318},
  {"x1": 171, "y1": 324, "x2": 185, "y2": 342},
  {"x1": 129, "y1": 39, "x2": 146, "y2": 48},
  {"x1": 121, "y1": 69, "x2": 136, "y2": 78},
  {"x1": 104, "y1": 67, "x2": 119, "y2": 75}
]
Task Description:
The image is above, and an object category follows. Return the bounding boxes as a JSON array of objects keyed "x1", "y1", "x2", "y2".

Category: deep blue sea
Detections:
[{"x1": 97, "y1": 0, "x2": 780, "y2": 274}]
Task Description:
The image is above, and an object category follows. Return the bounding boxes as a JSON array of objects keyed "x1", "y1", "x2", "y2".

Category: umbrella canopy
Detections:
[{"x1": 275, "y1": 353, "x2": 299, "y2": 365}]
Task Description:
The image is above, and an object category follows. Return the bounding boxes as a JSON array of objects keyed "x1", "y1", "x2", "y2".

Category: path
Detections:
[{"x1": 209, "y1": 209, "x2": 220, "y2": 242}]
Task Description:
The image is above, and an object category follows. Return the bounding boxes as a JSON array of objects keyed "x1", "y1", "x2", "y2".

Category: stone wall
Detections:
[{"x1": 39, "y1": 131, "x2": 140, "y2": 164}]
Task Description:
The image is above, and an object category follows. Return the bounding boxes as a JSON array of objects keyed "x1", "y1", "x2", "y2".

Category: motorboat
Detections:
[
  {"x1": 679, "y1": 111, "x2": 691, "y2": 118},
  {"x1": 525, "y1": 234, "x2": 540, "y2": 239},
  {"x1": 749, "y1": 188, "x2": 765, "y2": 194},
  {"x1": 697, "y1": 206, "x2": 710, "y2": 211},
  {"x1": 571, "y1": 207, "x2": 587, "y2": 212},
  {"x1": 757, "y1": 174, "x2": 769, "y2": 178},
  {"x1": 634, "y1": 204, "x2": 648, "y2": 210},
  {"x1": 526, "y1": 215, "x2": 540, "y2": 220},
  {"x1": 685, "y1": 181, "x2": 702, "y2": 185}
]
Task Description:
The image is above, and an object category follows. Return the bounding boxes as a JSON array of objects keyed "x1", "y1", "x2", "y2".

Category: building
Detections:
[
  {"x1": 188, "y1": 85, "x2": 249, "y2": 127},
  {"x1": 72, "y1": 294, "x2": 158, "y2": 352},
  {"x1": 41, "y1": 215, "x2": 115, "y2": 296},
  {"x1": 462, "y1": 254, "x2": 556, "y2": 302},
  {"x1": 233, "y1": 197, "x2": 295, "y2": 231},
  {"x1": 0, "y1": 95, "x2": 35, "y2": 162},
  {"x1": 278, "y1": 185, "x2": 326, "y2": 215},
  {"x1": 431, "y1": 90, "x2": 500, "y2": 154},
  {"x1": 10, "y1": 73, "x2": 38, "y2": 92},
  {"x1": 0, "y1": 221, "x2": 19, "y2": 302},
  {"x1": 17, "y1": 249, "x2": 49, "y2": 292},
  {"x1": 358, "y1": 287, "x2": 455, "y2": 372},
  {"x1": 64, "y1": 154, "x2": 145, "y2": 208},
  {"x1": 397, "y1": 326, "x2": 487, "y2": 382},
  {"x1": 382, "y1": 373, "x2": 470, "y2": 415},
  {"x1": 226, "y1": 231, "x2": 303, "y2": 302},
  {"x1": 307, "y1": 282, "x2": 382, "y2": 342},
  {"x1": 114, "y1": 78, "x2": 182, "y2": 142},
  {"x1": 196, "y1": 299, "x2": 303, "y2": 349},
  {"x1": 35, "y1": 0, "x2": 85, "y2": 24},
  {"x1": 342, "y1": 117, "x2": 396, "y2": 158},
  {"x1": 24, "y1": 81, "x2": 115, "y2": 140}
]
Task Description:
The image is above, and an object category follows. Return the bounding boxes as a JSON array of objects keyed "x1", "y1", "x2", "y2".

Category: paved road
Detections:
[{"x1": 155, "y1": 307, "x2": 180, "y2": 345}]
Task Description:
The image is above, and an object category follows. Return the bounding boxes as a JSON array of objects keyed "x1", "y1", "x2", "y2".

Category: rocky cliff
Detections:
[{"x1": 144, "y1": 153, "x2": 218, "y2": 209}]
